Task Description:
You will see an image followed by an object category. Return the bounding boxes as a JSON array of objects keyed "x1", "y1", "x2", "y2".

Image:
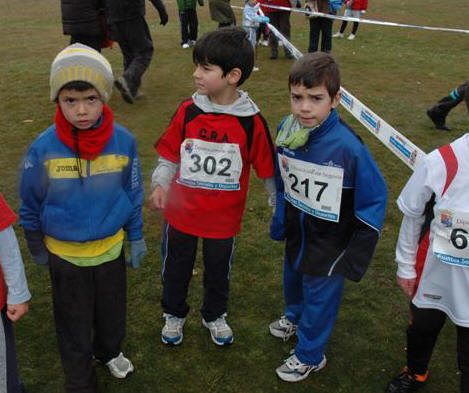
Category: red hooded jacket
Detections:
[
  {"x1": 259, "y1": 0, "x2": 292, "y2": 15},
  {"x1": 0, "y1": 192, "x2": 17, "y2": 310},
  {"x1": 351, "y1": 0, "x2": 368, "y2": 11}
]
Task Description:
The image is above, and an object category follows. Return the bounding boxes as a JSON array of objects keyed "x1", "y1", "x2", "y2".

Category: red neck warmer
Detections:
[{"x1": 55, "y1": 104, "x2": 114, "y2": 160}]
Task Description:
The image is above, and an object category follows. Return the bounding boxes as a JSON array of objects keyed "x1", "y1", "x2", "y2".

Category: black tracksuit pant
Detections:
[
  {"x1": 428, "y1": 81, "x2": 469, "y2": 121},
  {"x1": 309, "y1": 16, "x2": 333, "y2": 53},
  {"x1": 110, "y1": 16, "x2": 154, "y2": 96},
  {"x1": 0, "y1": 308, "x2": 25, "y2": 393},
  {"x1": 49, "y1": 252, "x2": 127, "y2": 393},
  {"x1": 407, "y1": 303, "x2": 469, "y2": 393},
  {"x1": 70, "y1": 34, "x2": 103, "y2": 52},
  {"x1": 161, "y1": 223, "x2": 235, "y2": 322},
  {"x1": 179, "y1": 8, "x2": 198, "y2": 45},
  {"x1": 268, "y1": 11, "x2": 292, "y2": 57}
]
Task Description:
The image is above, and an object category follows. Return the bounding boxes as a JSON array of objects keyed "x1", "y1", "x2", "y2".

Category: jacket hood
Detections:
[{"x1": 192, "y1": 90, "x2": 260, "y2": 117}]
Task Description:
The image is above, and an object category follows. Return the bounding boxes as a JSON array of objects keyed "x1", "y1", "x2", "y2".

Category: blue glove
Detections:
[
  {"x1": 23, "y1": 229, "x2": 48, "y2": 266},
  {"x1": 127, "y1": 239, "x2": 147, "y2": 269},
  {"x1": 261, "y1": 16, "x2": 270, "y2": 23}
]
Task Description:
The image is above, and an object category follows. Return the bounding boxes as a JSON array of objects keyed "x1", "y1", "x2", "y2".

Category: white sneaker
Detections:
[
  {"x1": 347, "y1": 33, "x2": 356, "y2": 40},
  {"x1": 332, "y1": 32, "x2": 344, "y2": 38},
  {"x1": 253, "y1": 66, "x2": 260, "y2": 71},
  {"x1": 105, "y1": 353, "x2": 134, "y2": 379},
  {"x1": 276, "y1": 354, "x2": 327, "y2": 382},
  {"x1": 269, "y1": 316, "x2": 297, "y2": 341},
  {"x1": 182, "y1": 42, "x2": 190, "y2": 49},
  {"x1": 161, "y1": 313, "x2": 185, "y2": 345},
  {"x1": 189, "y1": 40, "x2": 197, "y2": 46},
  {"x1": 202, "y1": 313, "x2": 233, "y2": 345}
]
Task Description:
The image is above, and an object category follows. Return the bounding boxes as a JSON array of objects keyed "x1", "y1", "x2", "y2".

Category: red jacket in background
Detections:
[
  {"x1": 351, "y1": 0, "x2": 368, "y2": 11},
  {"x1": 0, "y1": 192, "x2": 18, "y2": 310},
  {"x1": 259, "y1": 0, "x2": 292, "y2": 15}
]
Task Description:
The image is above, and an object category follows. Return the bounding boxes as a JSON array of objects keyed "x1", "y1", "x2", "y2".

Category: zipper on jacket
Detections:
[{"x1": 328, "y1": 249, "x2": 345, "y2": 276}]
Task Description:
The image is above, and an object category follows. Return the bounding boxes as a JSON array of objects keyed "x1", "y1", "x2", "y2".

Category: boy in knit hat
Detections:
[{"x1": 19, "y1": 43, "x2": 146, "y2": 393}]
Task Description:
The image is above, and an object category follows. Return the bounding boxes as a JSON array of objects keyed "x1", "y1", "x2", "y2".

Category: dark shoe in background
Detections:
[
  {"x1": 114, "y1": 76, "x2": 134, "y2": 104},
  {"x1": 426, "y1": 108, "x2": 450, "y2": 131},
  {"x1": 386, "y1": 367, "x2": 428, "y2": 393}
]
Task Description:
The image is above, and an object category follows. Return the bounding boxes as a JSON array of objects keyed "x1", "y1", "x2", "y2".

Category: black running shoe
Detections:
[
  {"x1": 386, "y1": 367, "x2": 428, "y2": 393},
  {"x1": 426, "y1": 109, "x2": 450, "y2": 131}
]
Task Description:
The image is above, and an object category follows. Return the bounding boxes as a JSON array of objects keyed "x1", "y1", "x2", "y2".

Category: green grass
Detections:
[{"x1": 0, "y1": 0, "x2": 468, "y2": 391}]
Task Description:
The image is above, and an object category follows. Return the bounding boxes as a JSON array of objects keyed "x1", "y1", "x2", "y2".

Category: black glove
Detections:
[
  {"x1": 160, "y1": 11, "x2": 168, "y2": 25},
  {"x1": 296, "y1": 0, "x2": 302, "y2": 7},
  {"x1": 23, "y1": 229, "x2": 48, "y2": 266}
]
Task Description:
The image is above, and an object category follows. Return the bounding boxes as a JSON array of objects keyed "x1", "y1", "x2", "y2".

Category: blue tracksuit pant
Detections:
[{"x1": 283, "y1": 259, "x2": 344, "y2": 365}]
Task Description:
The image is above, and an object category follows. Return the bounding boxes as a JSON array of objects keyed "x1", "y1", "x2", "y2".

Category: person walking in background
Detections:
[
  {"x1": 0, "y1": 192, "x2": 31, "y2": 393},
  {"x1": 426, "y1": 81, "x2": 469, "y2": 131},
  {"x1": 208, "y1": 0, "x2": 237, "y2": 28},
  {"x1": 177, "y1": 0, "x2": 204, "y2": 49},
  {"x1": 306, "y1": 0, "x2": 343, "y2": 53},
  {"x1": 60, "y1": 0, "x2": 106, "y2": 52},
  {"x1": 260, "y1": 0, "x2": 295, "y2": 59},
  {"x1": 107, "y1": 0, "x2": 168, "y2": 104},
  {"x1": 243, "y1": 0, "x2": 270, "y2": 71},
  {"x1": 333, "y1": 0, "x2": 368, "y2": 40}
]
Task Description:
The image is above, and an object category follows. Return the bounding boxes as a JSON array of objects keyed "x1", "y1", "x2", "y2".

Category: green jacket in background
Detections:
[{"x1": 177, "y1": 0, "x2": 203, "y2": 11}]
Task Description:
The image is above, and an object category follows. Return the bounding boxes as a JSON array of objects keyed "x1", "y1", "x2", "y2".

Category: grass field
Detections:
[{"x1": 1, "y1": 0, "x2": 469, "y2": 392}]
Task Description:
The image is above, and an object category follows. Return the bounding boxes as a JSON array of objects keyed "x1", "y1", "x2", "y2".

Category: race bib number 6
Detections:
[
  {"x1": 433, "y1": 209, "x2": 469, "y2": 267},
  {"x1": 278, "y1": 153, "x2": 344, "y2": 222},
  {"x1": 178, "y1": 139, "x2": 243, "y2": 191}
]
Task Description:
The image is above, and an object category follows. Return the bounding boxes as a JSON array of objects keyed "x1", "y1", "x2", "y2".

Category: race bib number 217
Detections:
[{"x1": 279, "y1": 153, "x2": 344, "y2": 222}]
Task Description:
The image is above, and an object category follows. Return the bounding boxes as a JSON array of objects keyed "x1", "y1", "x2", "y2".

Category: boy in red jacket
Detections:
[
  {"x1": 0, "y1": 192, "x2": 31, "y2": 393},
  {"x1": 150, "y1": 28, "x2": 276, "y2": 346}
]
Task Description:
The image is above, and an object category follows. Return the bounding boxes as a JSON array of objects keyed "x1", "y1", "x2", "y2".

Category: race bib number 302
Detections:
[
  {"x1": 279, "y1": 153, "x2": 344, "y2": 222},
  {"x1": 433, "y1": 209, "x2": 469, "y2": 267},
  {"x1": 178, "y1": 139, "x2": 243, "y2": 191}
]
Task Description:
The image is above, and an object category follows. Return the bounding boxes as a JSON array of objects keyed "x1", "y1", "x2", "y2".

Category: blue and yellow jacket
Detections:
[{"x1": 19, "y1": 123, "x2": 144, "y2": 247}]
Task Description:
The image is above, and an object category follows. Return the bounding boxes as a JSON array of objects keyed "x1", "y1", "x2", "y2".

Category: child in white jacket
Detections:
[{"x1": 243, "y1": 0, "x2": 269, "y2": 71}]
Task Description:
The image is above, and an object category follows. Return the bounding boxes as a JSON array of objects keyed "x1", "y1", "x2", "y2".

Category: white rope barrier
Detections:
[
  {"x1": 233, "y1": 4, "x2": 427, "y2": 169},
  {"x1": 261, "y1": 4, "x2": 469, "y2": 35}
]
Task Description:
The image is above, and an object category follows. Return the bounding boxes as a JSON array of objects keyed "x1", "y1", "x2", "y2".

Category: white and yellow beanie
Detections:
[{"x1": 50, "y1": 43, "x2": 114, "y2": 102}]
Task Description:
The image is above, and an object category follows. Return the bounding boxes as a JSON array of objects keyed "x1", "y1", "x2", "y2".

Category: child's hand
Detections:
[
  {"x1": 396, "y1": 276, "x2": 416, "y2": 298},
  {"x1": 7, "y1": 301, "x2": 29, "y2": 322},
  {"x1": 127, "y1": 239, "x2": 148, "y2": 269},
  {"x1": 149, "y1": 185, "x2": 167, "y2": 210}
]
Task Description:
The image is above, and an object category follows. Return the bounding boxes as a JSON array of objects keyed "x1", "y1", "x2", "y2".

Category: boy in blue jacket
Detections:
[
  {"x1": 19, "y1": 44, "x2": 146, "y2": 393},
  {"x1": 269, "y1": 52, "x2": 387, "y2": 382}
]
